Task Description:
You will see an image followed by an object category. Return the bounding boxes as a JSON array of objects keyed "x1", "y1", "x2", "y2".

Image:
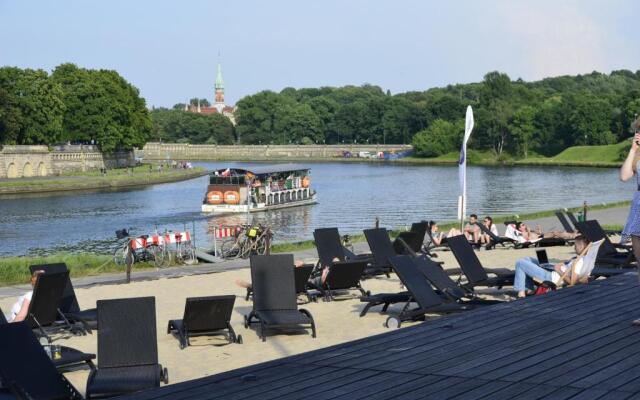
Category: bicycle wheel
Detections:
[
  {"x1": 221, "y1": 239, "x2": 241, "y2": 259},
  {"x1": 255, "y1": 236, "x2": 267, "y2": 255},
  {"x1": 239, "y1": 238, "x2": 255, "y2": 259},
  {"x1": 181, "y1": 243, "x2": 197, "y2": 265},
  {"x1": 114, "y1": 245, "x2": 126, "y2": 265},
  {"x1": 149, "y1": 245, "x2": 169, "y2": 268}
]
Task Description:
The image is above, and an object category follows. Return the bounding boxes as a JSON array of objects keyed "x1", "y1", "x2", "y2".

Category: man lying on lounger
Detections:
[{"x1": 513, "y1": 235, "x2": 590, "y2": 298}]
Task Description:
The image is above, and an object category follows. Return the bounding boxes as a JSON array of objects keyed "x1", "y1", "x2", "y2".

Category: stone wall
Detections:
[
  {"x1": 0, "y1": 145, "x2": 135, "y2": 179},
  {"x1": 139, "y1": 142, "x2": 413, "y2": 161}
]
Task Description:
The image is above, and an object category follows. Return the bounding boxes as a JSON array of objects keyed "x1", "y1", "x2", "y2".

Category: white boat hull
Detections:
[{"x1": 202, "y1": 195, "x2": 317, "y2": 214}]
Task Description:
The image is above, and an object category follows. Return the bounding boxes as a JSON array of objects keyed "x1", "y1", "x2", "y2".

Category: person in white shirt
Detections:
[
  {"x1": 479, "y1": 216, "x2": 500, "y2": 246},
  {"x1": 513, "y1": 236, "x2": 589, "y2": 298},
  {"x1": 7, "y1": 270, "x2": 44, "y2": 322}
]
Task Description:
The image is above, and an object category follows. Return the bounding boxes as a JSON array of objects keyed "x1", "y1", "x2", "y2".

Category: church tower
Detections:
[{"x1": 214, "y1": 63, "x2": 225, "y2": 113}]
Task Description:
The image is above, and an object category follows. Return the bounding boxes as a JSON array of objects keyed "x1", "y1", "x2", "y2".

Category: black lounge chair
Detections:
[
  {"x1": 363, "y1": 228, "x2": 400, "y2": 276},
  {"x1": 555, "y1": 211, "x2": 575, "y2": 233},
  {"x1": 313, "y1": 227, "x2": 372, "y2": 268},
  {"x1": 30, "y1": 263, "x2": 97, "y2": 331},
  {"x1": 447, "y1": 235, "x2": 514, "y2": 290},
  {"x1": 0, "y1": 322, "x2": 84, "y2": 400},
  {"x1": 86, "y1": 297, "x2": 168, "y2": 399},
  {"x1": 476, "y1": 222, "x2": 517, "y2": 249},
  {"x1": 245, "y1": 263, "x2": 314, "y2": 302},
  {"x1": 364, "y1": 255, "x2": 471, "y2": 328},
  {"x1": 0, "y1": 306, "x2": 95, "y2": 373},
  {"x1": 413, "y1": 255, "x2": 502, "y2": 305},
  {"x1": 575, "y1": 220, "x2": 634, "y2": 267},
  {"x1": 168, "y1": 295, "x2": 241, "y2": 349},
  {"x1": 393, "y1": 221, "x2": 428, "y2": 255},
  {"x1": 244, "y1": 255, "x2": 316, "y2": 342},
  {"x1": 310, "y1": 260, "x2": 369, "y2": 301},
  {"x1": 24, "y1": 271, "x2": 84, "y2": 341}
]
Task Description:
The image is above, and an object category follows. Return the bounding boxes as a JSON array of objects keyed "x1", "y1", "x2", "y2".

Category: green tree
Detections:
[
  {"x1": 510, "y1": 106, "x2": 536, "y2": 157},
  {"x1": 565, "y1": 93, "x2": 616, "y2": 145},
  {"x1": 0, "y1": 67, "x2": 65, "y2": 145},
  {"x1": 412, "y1": 119, "x2": 463, "y2": 157}
]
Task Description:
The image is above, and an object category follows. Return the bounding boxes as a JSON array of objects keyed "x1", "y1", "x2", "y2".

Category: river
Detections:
[{"x1": 0, "y1": 162, "x2": 634, "y2": 256}]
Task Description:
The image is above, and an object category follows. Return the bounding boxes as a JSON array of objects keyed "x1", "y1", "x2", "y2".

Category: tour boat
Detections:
[{"x1": 201, "y1": 165, "x2": 317, "y2": 214}]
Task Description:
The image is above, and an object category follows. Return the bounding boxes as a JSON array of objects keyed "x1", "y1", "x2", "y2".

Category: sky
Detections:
[{"x1": 1, "y1": 0, "x2": 639, "y2": 108}]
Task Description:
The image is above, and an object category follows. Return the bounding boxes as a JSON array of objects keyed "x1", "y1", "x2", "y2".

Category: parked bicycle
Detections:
[
  {"x1": 220, "y1": 223, "x2": 272, "y2": 259},
  {"x1": 113, "y1": 229, "x2": 168, "y2": 268}
]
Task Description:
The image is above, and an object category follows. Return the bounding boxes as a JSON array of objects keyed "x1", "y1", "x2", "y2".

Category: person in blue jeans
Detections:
[{"x1": 514, "y1": 235, "x2": 589, "y2": 298}]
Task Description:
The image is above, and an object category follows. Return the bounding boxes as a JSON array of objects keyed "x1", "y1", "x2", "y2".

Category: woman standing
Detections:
[{"x1": 620, "y1": 130, "x2": 640, "y2": 325}]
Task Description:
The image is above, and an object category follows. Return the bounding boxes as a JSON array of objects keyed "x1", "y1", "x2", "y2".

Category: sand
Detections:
[{"x1": 0, "y1": 243, "x2": 586, "y2": 393}]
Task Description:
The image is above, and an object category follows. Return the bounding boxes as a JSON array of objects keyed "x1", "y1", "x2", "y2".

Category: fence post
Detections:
[
  {"x1": 213, "y1": 227, "x2": 218, "y2": 257},
  {"x1": 375, "y1": 217, "x2": 379, "y2": 229}
]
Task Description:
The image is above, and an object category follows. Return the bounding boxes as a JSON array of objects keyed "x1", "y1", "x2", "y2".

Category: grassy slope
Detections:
[{"x1": 401, "y1": 142, "x2": 629, "y2": 167}]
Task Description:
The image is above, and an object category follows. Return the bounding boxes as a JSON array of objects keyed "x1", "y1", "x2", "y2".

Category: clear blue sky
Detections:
[{"x1": 1, "y1": 0, "x2": 639, "y2": 108}]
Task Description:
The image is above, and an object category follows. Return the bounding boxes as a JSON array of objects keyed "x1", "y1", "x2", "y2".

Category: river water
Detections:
[{"x1": 0, "y1": 162, "x2": 634, "y2": 256}]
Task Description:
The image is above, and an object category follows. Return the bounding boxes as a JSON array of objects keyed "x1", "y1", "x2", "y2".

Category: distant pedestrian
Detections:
[{"x1": 620, "y1": 129, "x2": 640, "y2": 325}]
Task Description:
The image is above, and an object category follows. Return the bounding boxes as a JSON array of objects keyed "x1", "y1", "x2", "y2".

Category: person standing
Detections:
[{"x1": 620, "y1": 129, "x2": 640, "y2": 325}]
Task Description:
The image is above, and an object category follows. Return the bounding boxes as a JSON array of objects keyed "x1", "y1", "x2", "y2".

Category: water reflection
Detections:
[{"x1": 0, "y1": 161, "x2": 633, "y2": 256}]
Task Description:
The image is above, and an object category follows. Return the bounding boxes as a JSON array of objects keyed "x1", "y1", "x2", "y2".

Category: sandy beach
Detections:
[{"x1": 0, "y1": 241, "x2": 590, "y2": 394}]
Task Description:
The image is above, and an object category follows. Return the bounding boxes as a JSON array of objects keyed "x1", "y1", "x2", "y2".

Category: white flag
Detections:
[{"x1": 458, "y1": 106, "x2": 474, "y2": 220}]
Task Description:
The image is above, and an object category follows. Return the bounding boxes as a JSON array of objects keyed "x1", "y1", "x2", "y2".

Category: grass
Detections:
[
  {"x1": 0, "y1": 253, "x2": 156, "y2": 286},
  {"x1": 401, "y1": 142, "x2": 630, "y2": 168}
]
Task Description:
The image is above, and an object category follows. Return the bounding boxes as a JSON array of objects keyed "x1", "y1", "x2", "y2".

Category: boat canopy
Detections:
[{"x1": 211, "y1": 164, "x2": 310, "y2": 177}]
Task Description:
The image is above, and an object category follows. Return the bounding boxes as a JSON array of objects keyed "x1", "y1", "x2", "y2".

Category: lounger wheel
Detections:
[
  {"x1": 384, "y1": 317, "x2": 401, "y2": 329},
  {"x1": 236, "y1": 334, "x2": 243, "y2": 344},
  {"x1": 179, "y1": 341, "x2": 186, "y2": 350},
  {"x1": 243, "y1": 315, "x2": 249, "y2": 329},
  {"x1": 161, "y1": 367, "x2": 169, "y2": 384}
]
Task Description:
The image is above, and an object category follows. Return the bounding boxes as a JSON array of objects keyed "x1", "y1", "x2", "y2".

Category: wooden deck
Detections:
[{"x1": 122, "y1": 273, "x2": 640, "y2": 400}]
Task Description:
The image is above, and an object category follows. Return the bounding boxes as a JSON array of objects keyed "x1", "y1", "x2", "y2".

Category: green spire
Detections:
[{"x1": 215, "y1": 63, "x2": 224, "y2": 90}]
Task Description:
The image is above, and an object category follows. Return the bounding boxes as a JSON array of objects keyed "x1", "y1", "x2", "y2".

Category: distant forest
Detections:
[
  {"x1": 152, "y1": 70, "x2": 640, "y2": 158},
  {"x1": 2, "y1": 64, "x2": 640, "y2": 158}
]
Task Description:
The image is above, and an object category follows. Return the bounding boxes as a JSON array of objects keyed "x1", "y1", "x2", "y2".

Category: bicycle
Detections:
[
  {"x1": 173, "y1": 231, "x2": 196, "y2": 265},
  {"x1": 220, "y1": 224, "x2": 272, "y2": 259},
  {"x1": 113, "y1": 229, "x2": 168, "y2": 269}
]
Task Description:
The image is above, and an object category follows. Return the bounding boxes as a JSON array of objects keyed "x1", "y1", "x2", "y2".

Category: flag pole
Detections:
[{"x1": 459, "y1": 106, "x2": 474, "y2": 233}]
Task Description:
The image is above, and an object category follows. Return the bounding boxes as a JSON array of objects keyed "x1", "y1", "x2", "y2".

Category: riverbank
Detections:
[
  {"x1": 0, "y1": 165, "x2": 207, "y2": 196},
  {"x1": 400, "y1": 142, "x2": 628, "y2": 168},
  {"x1": 0, "y1": 201, "x2": 629, "y2": 287}
]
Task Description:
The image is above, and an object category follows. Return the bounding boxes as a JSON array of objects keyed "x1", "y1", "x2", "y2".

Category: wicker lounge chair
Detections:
[
  {"x1": 244, "y1": 255, "x2": 317, "y2": 342},
  {"x1": 168, "y1": 295, "x2": 241, "y2": 349},
  {"x1": 86, "y1": 297, "x2": 168, "y2": 399}
]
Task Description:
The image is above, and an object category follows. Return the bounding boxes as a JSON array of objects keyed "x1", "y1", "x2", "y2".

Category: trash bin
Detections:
[{"x1": 577, "y1": 211, "x2": 585, "y2": 222}]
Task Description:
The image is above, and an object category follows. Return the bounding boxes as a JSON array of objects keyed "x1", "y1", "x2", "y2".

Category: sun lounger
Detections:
[
  {"x1": 30, "y1": 263, "x2": 96, "y2": 331},
  {"x1": 245, "y1": 263, "x2": 314, "y2": 303},
  {"x1": 86, "y1": 297, "x2": 168, "y2": 399},
  {"x1": 393, "y1": 221, "x2": 428, "y2": 255},
  {"x1": 536, "y1": 239, "x2": 605, "y2": 292},
  {"x1": 476, "y1": 222, "x2": 517, "y2": 249},
  {"x1": 555, "y1": 211, "x2": 575, "y2": 233},
  {"x1": 313, "y1": 227, "x2": 373, "y2": 277},
  {"x1": 244, "y1": 255, "x2": 316, "y2": 342},
  {"x1": 0, "y1": 305, "x2": 95, "y2": 373},
  {"x1": 447, "y1": 235, "x2": 514, "y2": 290},
  {"x1": 412, "y1": 255, "x2": 502, "y2": 305},
  {"x1": 23, "y1": 271, "x2": 86, "y2": 341},
  {"x1": 168, "y1": 295, "x2": 241, "y2": 349},
  {"x1": 0, "y1": 322, "x2": 85, "y2": 400},
  {"x1": 367, "y1": 255, "x2": 471, "y2": 328},
  {"x1": 576, "y1": 220, "x2": 634, "y2": 267},
  {"x1": 363, "y1": 228, "x2": 400, "y2": 276},
  {"x1": 310, "y1": 260, "x2": 369, "y2": 301}
]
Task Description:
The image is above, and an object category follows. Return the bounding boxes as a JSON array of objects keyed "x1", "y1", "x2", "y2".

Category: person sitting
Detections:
[
  {"x1": 513, "y1": 235, "x2": 590, "y2": 298},
  {"x1": 7, "y1": 270, "x2": 44, "y2": 322},
  {"x1": 479, "y1": 216, "x2": 499, "y2": 246},
  {"x1": 425, "y1": 221, "x2": 463, "y2": 247},
  {"x1": 463, "y1": 214, "x2": 481, "y2": 243}
]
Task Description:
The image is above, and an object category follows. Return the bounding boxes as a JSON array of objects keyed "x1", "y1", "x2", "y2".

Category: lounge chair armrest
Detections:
[{"x1": 613, "y1": 243, "x2": 631, "y2": 250}]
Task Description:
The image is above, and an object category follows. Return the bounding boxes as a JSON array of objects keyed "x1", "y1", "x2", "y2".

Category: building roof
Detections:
[
  {"x1": 215, "y1": 63, "x2": 224, "y2": 90},
  {"x1": 213, "y1": 164, "x2": 311, "y2": 176}
]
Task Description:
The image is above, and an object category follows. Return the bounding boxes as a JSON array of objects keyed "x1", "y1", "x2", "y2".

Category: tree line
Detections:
[
  {"x1": 0, "y1": 63, "x2": 151, "y2": 152},
  {"x1": 3, "y1": 63, "x2": 640, "y2": 158}
]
